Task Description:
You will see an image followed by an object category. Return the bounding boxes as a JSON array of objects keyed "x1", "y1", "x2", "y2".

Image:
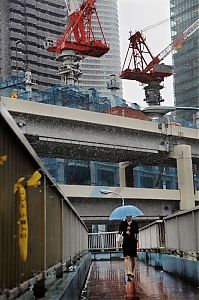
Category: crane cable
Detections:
[
  {"x1": 64, "y1": 0, "x2": 79, "y2": 14},
  {"x1": 142, "y1": 18, "x2": 169, "y2": 32}
]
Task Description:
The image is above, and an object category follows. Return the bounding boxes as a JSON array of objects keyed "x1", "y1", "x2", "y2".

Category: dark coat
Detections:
[
  {"x1": 119, "y1": 220, "x2": 139, "y2": 257},
  {"x1": 119, "y1": 220, "x2": 139, "y2": 238}
]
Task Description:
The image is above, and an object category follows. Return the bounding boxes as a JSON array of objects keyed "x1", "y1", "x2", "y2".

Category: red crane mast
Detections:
[
  {"x1": 120, "y1": 18, "x2": 199, "y2": 105},
  {"x1": 120, "y1": 19, "x2": 199, "y2": 84},
  {"x1": 47, "y1": 0, "x2": 109, "y2": 58}
]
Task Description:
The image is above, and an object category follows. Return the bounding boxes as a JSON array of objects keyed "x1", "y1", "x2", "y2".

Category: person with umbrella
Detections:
[
  {"x1": 100, "y1": 190, "x2": 143, "y2": 282},
  {"x1": 118, "y1": 215, "x2": 139, "y2": 282}
]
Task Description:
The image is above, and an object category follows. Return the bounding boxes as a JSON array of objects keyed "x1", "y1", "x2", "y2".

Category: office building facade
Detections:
[
  {"x1": 79, "y1": 0, "x2": 123, "y2": 97},
  {"x1": 0, "y1": 0, "x2": 122, "y2": 96},
  {"x1": 0, "y1": 0, "x2": 67, "y2": 90},
  {"x1": 170, "y1": 0, "x2": 199, "y2": 121}
]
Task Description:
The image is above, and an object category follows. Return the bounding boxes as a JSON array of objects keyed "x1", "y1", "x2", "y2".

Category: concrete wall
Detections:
[
  {"x1": 59, "y1": 253, "x2": 91, "y2": 300},
  {"x1": 69, "y1": 197, "x2": 179, "y2": 221},
  {"x1": 137, "y1": 252, "x2": 199, "y2": 286},
  {"x1": 60, "y1": 185, "x2": 183, "y2": 222}
]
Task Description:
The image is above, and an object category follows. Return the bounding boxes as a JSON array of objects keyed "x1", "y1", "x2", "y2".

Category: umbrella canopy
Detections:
[{"x1": 109, "y1": 205, "x2": 144, "y2": 220}]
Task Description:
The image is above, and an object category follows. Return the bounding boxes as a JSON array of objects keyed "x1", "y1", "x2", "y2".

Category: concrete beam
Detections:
[
  {"x1": 59, "y1": 185, "x2": 199, "y2": 222},
  {"x1": 59, "y1": 185, "x2": 182, "y2": 200},
  {"x1": 1, "y1": 97, "x2": 199, "y2": 166}
]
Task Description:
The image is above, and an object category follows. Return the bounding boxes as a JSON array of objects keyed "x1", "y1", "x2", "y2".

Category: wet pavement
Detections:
[{"x1": 80, "y1": 260, "x2": 199, "y2": 299}]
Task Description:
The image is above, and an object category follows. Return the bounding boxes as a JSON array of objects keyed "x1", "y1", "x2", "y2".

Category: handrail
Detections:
[
  {"x1": 138, "y1": 207, "x2": 199, "y2": 256},
  {"x1": 164, "y1": 206, "x2": 199, "y2": 255},
  {"x1": 88, "y1": 231, "x2": 122, "y2": 251}
]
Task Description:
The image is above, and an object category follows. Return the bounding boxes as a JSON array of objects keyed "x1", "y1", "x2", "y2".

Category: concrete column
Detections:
[
  {"x1": 170, "y1": 145, "x2": 195, "y2": 210},
  {"x1": 119, "y1": 162, "x2": 134, "y2": 187},
  {"x1": 90, "y1": 161, "x2": 96, "y2": 185}
]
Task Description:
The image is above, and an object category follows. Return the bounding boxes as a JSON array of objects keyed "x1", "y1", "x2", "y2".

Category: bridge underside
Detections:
[
  {"x1": 1, "y1": 98, "x2": 198, "y2": 167},
  {"x1": 0, "y1": 97, "x2": 197, "y2": 167},
  {"x1": 27, "y1": 134, "x2": 177, "y2": 166}
]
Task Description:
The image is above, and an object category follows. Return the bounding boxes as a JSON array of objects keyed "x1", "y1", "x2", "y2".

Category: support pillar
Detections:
[
  {"x1": 119, "y1": 162, "x2": 134, "y2": 187},
  {"x1": 170, "y1": 145, "x2": 195, "y2": 210}
]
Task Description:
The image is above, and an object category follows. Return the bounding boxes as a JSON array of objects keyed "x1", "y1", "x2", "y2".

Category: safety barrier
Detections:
[
  {"x1": 164, "y1": 206, "x2": 199, "y2": 256},
  {"x1": 138, "y1": 207, "x2": 199, "y2": 285},
  {"x1": 88, "y1": 231, "x2": 122, "y2": 251},
  {"x1": 138, "y1": 206, "x2": 199, "y2": 258},
  {"x1": 0, "y1": 105, "x2": 88, "y2": 299},
  {"x1": 139, "y1": 220, "x2": 165, "y2": 250}
]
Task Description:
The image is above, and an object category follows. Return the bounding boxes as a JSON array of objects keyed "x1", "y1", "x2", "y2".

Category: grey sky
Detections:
[{"x1": 118, "y1": 0, "x2": 174, "y2": 107}]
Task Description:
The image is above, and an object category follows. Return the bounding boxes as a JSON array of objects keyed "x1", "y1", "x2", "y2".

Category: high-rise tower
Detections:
[
  {"x1": 79, "y1": 0, "x2": 123, "y2": 97},
  {"x1": 0, "y1": 0, "x2": 66, "y2": 90},
  {"x1": 0, "y1": 0, "x2": 122, "y2": 97},
  {"x1": 170, "y1": 0, "x2": 199, "y2": 121}
]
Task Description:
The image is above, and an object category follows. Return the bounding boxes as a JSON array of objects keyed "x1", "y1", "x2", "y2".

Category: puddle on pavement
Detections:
[{"x1": 80, "y1": 260, "x2": 199, "y2": 299}]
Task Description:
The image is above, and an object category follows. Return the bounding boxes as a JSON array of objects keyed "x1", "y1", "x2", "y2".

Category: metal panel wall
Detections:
[
  {"x1": 165, "y1": 207, "x2": 199, "y2": 253},
  {"x1": 63, "y1": 207, "x2": 73, "y2": 262},
  {"x1": 139, "y1": 221, "x2": 165, "y2": 249},
  {"x1": 46, "y1": 182, "x2": 62, "y2": 269},
  {"x1": 0, "y1": 116, "x2": 45, "y2": 289},
  {"x1": 0, "y1": 111, "x2": 88, "y2": 294},
  {"x1": 165, "y1": 217, "x2": 178, "y2": 249}
]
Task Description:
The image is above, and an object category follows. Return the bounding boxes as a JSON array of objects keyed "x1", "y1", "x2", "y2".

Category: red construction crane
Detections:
[
  {"x1": 120, "y1": 18, "x2": 199, "y2": 84},
  {"x1": 120, "y1": 18, "x2": 199, "y2": 105},
  {"x1": 47, "y1": 0, "x2": 109, "y2": 58}
]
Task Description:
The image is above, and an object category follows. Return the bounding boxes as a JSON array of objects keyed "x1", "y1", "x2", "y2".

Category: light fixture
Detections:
[{"x1": 100, "y1": 189, "x2": 125, "y2": 206}]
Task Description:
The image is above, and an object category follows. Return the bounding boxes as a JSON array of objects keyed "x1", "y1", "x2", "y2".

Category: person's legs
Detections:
[
  {"x1": 124, "y1": 256, "x2": 131, "y2": 274},
  {"x1": 124, "y1": 256, "x2": 134, "y2": 275},
  {"x1": 130, "y1": 257, "x2": 135, "y2": 275}
]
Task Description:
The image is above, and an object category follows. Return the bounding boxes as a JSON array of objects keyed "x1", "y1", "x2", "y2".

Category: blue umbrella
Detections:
[{"x1": 109, "y1": 205, "x2": 144, "y2": 220}]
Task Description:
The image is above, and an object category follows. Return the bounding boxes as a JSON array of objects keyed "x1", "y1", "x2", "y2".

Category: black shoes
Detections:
[{"x1": 127, "y1": 274, "x2": 134, "y2": 281}]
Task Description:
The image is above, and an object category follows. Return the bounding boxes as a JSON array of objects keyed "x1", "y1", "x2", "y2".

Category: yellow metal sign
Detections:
[{"x1": 14, "y1": 171, "x2": 42, "y2": 262}]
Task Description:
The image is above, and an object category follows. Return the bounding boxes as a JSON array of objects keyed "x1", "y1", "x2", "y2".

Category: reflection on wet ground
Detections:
[{"x1": 80, "y1": 260, "x2": 199, "y2": 299}]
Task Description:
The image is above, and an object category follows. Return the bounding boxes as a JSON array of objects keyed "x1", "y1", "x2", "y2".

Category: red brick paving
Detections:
[
  {"x1": 86, "y1": 261, "x2": 135, "y2": 299},
  {"x1": 84, "y1": 259, "x2": 199, "y2": 300}
]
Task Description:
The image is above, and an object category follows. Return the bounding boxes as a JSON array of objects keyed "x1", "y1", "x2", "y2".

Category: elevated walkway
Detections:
[
  {"x1": 80, "y1": 259, "x2": 199, "y2": 299},
  {"x1": 1, "y1": 99, "x2": 199, "y2": 299},
  {"x1": 1, "y1": 97, "x2": 199, "y2": 165}
]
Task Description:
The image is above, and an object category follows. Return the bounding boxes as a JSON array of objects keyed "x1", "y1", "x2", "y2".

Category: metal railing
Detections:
[
  {"x1": 137, "y1": 206, "x2": 199, "y2": 258},
  {"x1": 138, "y1": 220, "x2": 165, "y2": 250},
  {"x1": 88, "y1": 231, "x2": 122, "y2": 251},
  {"x1": 164, "y1": 206, "x2": 199, "y2": 255},
  {"x1": 0, "y1": 106, "x2": 88, "y2": 298},
  {"x1": 88, "y1": 207, "x2": 199, "y2": 255}
]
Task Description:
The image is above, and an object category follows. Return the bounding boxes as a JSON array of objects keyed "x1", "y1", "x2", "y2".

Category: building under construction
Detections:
[
  {"x1": 0, "y1": 0, "x2": 198, "y2": 197},
  {"x1": 0, "y1": 0, "x2": 122, "y2": 96},
  {"x1": 0, "y1": 0, "x2": 66, "y2": 89}
]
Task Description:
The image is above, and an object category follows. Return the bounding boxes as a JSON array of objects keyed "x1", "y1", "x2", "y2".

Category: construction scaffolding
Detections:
[{"x1": 0, "y1": 74, "x2": 129, "y2": 112}]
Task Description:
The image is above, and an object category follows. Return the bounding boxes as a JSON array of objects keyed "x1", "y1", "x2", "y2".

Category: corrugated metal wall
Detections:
[
  {"x1": 165, "y1": 208, "x2": 199, "y2": 253},
  {"x1": 0, "y1": 111, "x2": 88, "y2": 292}
]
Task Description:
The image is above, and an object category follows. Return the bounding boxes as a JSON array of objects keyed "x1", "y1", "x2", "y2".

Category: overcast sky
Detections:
[{"x1": 118, "y1": 0, "x2": 174, "y2": 107}]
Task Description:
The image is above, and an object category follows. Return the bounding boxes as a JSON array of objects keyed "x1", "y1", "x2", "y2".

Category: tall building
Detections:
[
  {"x1": 0, "y1": 0, "x2": 122, "y2": 96},
  {"x1": 79, "y1": 0, "x2": 123, "y2": 97},
  {"x1": 170, "y1": 0, "x2": 199, "y2": 121},
  {"x1": 0, "y1": 0, "x2": 66, "y2": 90}
]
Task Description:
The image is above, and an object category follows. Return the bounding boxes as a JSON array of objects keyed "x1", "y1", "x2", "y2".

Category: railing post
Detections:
[
  {"x1": 176, "y1": 216, "x2": 181, "y2": 252},
  {"x1": 101, "y1": 233, "x2": 105, "y2": 252},
  {"x1": 33, "y1": 173, "x2": 46, "y2": 298},
  {"x1": 192, "y1": 211, "x2": 198, "y2": 259},
  {"x1": 56, "y1": 198, "x2": 64, "y2": 279},
  {"x1": 88, "y1": 232, "x2": 120, "y2": 252}
]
